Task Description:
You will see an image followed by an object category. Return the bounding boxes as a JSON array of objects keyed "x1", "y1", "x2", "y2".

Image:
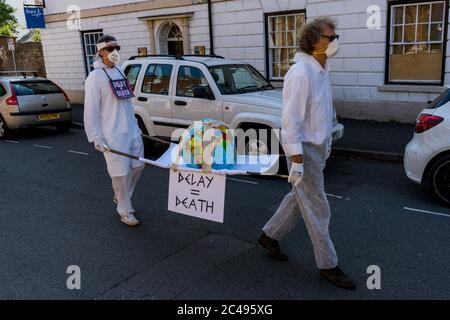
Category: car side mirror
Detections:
[{"x1": 193, "y1": 86, "x2": 214, "y2": 100}]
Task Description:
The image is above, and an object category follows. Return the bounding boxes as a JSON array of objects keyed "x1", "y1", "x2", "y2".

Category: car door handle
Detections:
[
  {"x1": 42, "y1": 103, "x2": 48, "y2": 107},
  {"x1": 174, "y1": 100, "x2": 187, "y2": 106},
  {"x1": 137, "y1": 97, "x2": 148, "y2": 102}
]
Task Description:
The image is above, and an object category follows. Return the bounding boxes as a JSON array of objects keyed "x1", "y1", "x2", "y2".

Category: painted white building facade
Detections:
[{"x1": 39, "y1": 0, "x2": 450, "y2": 122}]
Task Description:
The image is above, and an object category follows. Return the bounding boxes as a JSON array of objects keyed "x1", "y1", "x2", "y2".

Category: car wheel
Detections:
[
  {"x1": 136, "y1": 116, "x2": 155, "y2": 157},
  {"x1": 0, "y1": 115, "x2": 9, "y2": 139},
  {"x1": 56, "y1": 121, "x2": 72, "y2": 133},
  {"x1": 238, "y1": 125, "x2": 287, "y2": 175},
  {"x1": 245, "y1": 139, "x2": 269, "y2": 156},
  {"x1": 427, "y1": 154, "x2": 450, "y2": 206}
]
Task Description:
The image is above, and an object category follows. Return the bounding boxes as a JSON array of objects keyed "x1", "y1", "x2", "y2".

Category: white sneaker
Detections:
[{"x1": 120, "y1": 213, "x2": 140, "y2": 227}]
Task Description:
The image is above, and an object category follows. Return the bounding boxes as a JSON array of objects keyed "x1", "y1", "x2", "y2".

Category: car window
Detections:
[
  {"x1": 123, "y1": 64, "x2": 142, "y2": 90},
  {"x1": 208, "y1": 64, "x2": 272, "y2": 94},
  {"x1": 428, "y1": 89, "x2": 450, "y2": 109},
  {"x1": 0, "y1": 84, "x2": 6, "y2": 96},
  {"x1": 176, "y1": 66, "x2": 212, "y2": 98},
  {"x1": 12, "y1": 81, "x2": 63, "y2": 96},
  {"x1": 141, "y1": 64, "x2": 172, "y2": 95}
]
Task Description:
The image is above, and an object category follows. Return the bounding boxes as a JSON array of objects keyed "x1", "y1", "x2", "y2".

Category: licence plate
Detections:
[{"x1": 38, "y1": 113, "x2": 60, "y2": 121}]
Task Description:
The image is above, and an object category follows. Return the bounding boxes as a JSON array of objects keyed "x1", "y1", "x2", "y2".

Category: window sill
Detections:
[{"x1": 378, "y1": 85, "x2": 447, "y2": 93}]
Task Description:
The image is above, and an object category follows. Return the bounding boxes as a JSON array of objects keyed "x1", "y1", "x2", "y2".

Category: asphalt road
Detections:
[{"x1": 0, "y1": 127, "x2": 449, "y2": 300}]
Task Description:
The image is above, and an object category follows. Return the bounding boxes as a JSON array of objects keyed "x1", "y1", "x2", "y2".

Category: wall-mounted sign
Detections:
[
  {"x1": 138, "y1": 47, "x2": 148, "y2": 56},
  {"x1": 7, "y1": 38, "x2": 15, "y2": 51},
  {"x1": 24, "y1": 7, "x2": 46, "y2": 29},
  {"x1": 194, "y1": 46, "x2": 206, "y2": 55}
]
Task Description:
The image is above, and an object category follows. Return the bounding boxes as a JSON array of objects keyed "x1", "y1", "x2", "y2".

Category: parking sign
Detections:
[{"x1": 7, "y1": 38, "x2": 14, "y2": 51}]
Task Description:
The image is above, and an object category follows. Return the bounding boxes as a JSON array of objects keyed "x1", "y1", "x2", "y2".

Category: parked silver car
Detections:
[{"x1": 0, "y1": 73, "x2": 72, "y2": 138}]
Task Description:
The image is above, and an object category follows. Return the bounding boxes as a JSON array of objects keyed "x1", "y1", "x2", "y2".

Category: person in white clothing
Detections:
[
  {"x1": 84, "y1": 35, "x2": 144, "y2": 227},
  {"x1": 258, "y1": 17, "x2": 355, "y2": 290}
]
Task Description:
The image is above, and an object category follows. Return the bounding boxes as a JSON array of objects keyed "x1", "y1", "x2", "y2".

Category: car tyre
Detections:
[
  {"x1": 427, "y1": 154, "x2": 450, "y2": 206},
  {"x1": 238, "y1": 125, "x2": 288, "y2": 175}
]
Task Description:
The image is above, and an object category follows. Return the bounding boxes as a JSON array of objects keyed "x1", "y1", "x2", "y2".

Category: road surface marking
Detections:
[
  {"x1": 403, "y1": 207, "x2": 450, "y2": 218},
  {"x1": 227, "y1": 178, "x2": 259, "y2": 185},
  {"x1": 33, "y1": 144, "x2": 53, "y2": 149},
  {"x1": 326, "y1": 193, "x2": 348, "y2": 200},
  {"x1": 68, "y1": 150, "x2": 89, "y2": 156},
  {"x1": 4, "y1": 140, "x2": 19, "y2": 144}
]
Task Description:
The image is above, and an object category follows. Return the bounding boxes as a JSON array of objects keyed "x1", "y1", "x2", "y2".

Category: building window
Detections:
[
  {"x1": 266, "y1": 11, "x2": 306, "y2": 80},
  {"x1": 82, "y1": 30, "x2": 103, "y2": 76},
  {"x1": 387, "y1": 1, "x2": 448, "y2": 84}
]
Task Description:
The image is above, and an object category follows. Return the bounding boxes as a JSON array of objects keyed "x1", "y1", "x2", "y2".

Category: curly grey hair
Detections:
[{"x1": 299, "y1": 17, "x2": 337, "y2": 55}]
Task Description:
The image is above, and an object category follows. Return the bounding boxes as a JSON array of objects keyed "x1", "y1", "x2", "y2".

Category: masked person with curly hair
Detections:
[{"x1": 258, "y1": 17, "x2": 355, "y2": 290}]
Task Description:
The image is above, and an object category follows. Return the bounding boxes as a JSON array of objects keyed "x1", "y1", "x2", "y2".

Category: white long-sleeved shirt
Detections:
[
  {"x1": 281, "y1": 52, "x2": 334, "y2": 157},
  {"x1": 84, "y1": 60, "x2": 140, "y2": 143}
]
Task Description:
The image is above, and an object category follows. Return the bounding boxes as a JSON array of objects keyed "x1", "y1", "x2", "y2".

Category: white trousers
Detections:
[
  {"x1": 112, "y1": 166, "x2": 144, "y2": 216},
  {"x1": 103, "y1": 134, "x2": 145, "y2": 216},
  {"x1": 263, "y1": 140, "x2": 338, "y2": 269}
]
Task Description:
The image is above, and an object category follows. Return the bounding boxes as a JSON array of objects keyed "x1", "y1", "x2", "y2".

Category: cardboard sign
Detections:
[
  {"x1": 109, "y1": 79, "x2": 134, "y2": 99},
  {"x1": 168, "y1": 170, "x2": 226, "y2": 223}
]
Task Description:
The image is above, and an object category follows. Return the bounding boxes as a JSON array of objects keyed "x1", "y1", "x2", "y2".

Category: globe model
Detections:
[{"x1": 180, "y1": 119, "x2": 236, "y2": 170}]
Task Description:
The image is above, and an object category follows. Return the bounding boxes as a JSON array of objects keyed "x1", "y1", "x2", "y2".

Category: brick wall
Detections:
[{"x1": 0, "y1": 37, "x2": 46, "y2": 77}]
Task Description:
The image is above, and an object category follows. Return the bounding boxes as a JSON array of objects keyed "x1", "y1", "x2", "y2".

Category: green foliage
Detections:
[
  {"x1": 0, "y1": 0, "x2": 18, "y2": 35},
  {"x1": 31, "y1": 29, "x2": 41, "y2": 42}
]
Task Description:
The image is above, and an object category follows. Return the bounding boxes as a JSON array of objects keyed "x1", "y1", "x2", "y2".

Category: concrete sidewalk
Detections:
[
  {"x1": 71, "y1": 104, "x2": 415, "y2": 163},
  {"x1": 333, "y1": 118, "x2": 415, "y2": 163}
]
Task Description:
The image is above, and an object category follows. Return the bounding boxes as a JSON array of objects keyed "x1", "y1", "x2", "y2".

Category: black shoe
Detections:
[
  {"x1": 258, "y1": 232, "x2": 289, "y2": 261},
  {"x1": 320, "y1": 266, "x2": 356, "y2": 290}
]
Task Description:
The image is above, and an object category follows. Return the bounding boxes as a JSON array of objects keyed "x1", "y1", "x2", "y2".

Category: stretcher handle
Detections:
[{"x1": 141, "y1": 133, "x2": 171, "y2": 145}]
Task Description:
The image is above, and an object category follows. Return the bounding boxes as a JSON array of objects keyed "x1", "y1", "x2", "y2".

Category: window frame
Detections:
[
  {"x1": 81, "y1": 30, "x2": 103, "y2": 77},
  {"x1": 140, "y1": 63, "x2": 173, "y2": 96},
  {"x1": 385, "y1": 0, "x2": 449, "y2": 85},
  {"x1": 264, "y1": 9, "x2": 307, "y2": 82}
]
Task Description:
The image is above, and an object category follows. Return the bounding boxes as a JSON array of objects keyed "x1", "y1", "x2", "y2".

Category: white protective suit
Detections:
[
  {"x1": 262, "y1": 52, "x2": 338, "y2": 270},
  {"x1": 84, "y1": 60, "x2": 144, "y2": 216}
]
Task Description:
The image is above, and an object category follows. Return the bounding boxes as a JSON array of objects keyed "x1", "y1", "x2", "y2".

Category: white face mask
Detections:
[
  {"x1": 325, "y1": 39, "x2": 340, "y2": 58},
  {"x1": 107, "y1": 49, "x2": 121, "y2": 65}
]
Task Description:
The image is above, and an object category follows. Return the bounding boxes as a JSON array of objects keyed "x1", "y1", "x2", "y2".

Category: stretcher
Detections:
[{"x1": 103, "y1": 134, "x2": 288, "y2": 179}]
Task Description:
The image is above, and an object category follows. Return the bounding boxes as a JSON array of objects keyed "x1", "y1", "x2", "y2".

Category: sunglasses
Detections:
[
  {"x1": 322, "y1": 34, "x2": 340, "y2": 42},
  {"x1": 103, "y1": 46, "x2": 121, "y2": 52}
]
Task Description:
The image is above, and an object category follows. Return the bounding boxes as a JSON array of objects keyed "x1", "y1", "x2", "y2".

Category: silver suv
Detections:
[
  {"x1": 122, "y1": 55, "x2": 344, "y2": 156},
  {"x1": 0, "y1": 72, "x2": 72, "y2": 139}
]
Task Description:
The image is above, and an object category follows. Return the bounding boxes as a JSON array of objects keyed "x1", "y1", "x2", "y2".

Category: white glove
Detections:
[
  {"x1": 288, "y1": 162, "x2": 304, "y2": 186},
  {"x1": 94, "y1": 138, "x2": 107, "y2": 153}
]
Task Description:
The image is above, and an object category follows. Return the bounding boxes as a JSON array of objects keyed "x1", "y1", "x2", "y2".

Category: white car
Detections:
[
  {"x1": 404, "y1": 86, "x2": 450, "y2": 206},
  {"x1": 122, "y1": 55, "x2": 344, "y2": 159}
]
